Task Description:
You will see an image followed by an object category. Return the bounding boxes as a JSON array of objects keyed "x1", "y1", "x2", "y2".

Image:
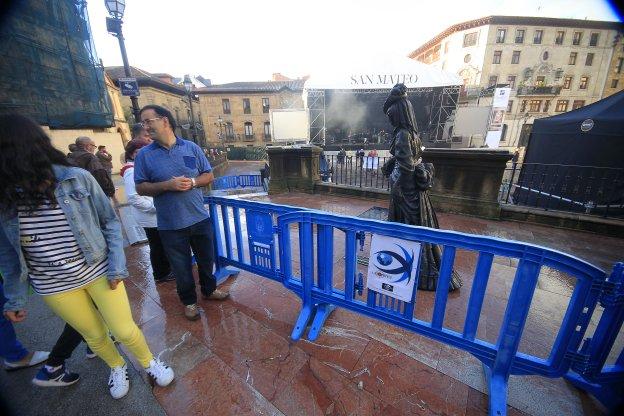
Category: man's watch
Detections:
[{"x1": 191, "y1": 178, "x2": 196, "y2": 188}]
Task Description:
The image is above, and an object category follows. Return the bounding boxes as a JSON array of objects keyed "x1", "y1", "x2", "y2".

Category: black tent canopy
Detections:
[{"x1": 514, "y1": 91, "x2": 624, "y2": 215}]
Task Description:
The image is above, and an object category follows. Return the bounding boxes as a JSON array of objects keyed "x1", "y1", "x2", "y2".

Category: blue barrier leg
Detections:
[
  {"x1": 291, "y1": 304, "x2": 315, "y2": 341},
  {"x1": 307, "y1": 304, "x2": 336, "y2": 341},
  {"x1": 307, "y1": 224, "x2": 336, "y2": 341},
  {"x1": 215, "y1": 266, "x2": 239, "y2": 285},
  {"x1": 292, "y1": 217, "x2": 315, "y2": 341},
  {"x1": 564, "y1": 372, "x2": 624, "y2": 412},
  {"x1": 483, "y1": 363, "x2": 508, "y2": 416}
]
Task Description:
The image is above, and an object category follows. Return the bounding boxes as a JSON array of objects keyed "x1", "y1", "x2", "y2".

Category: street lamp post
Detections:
[
  {"x1": 183, "y1": 75, "x2": 197, "y2": 144},
  {"x1": 215, "y1": 116, "x2": 225, "y2": 146},
  {"x1": 105, "y1": 0, "x2": 140, "y2": 123}
]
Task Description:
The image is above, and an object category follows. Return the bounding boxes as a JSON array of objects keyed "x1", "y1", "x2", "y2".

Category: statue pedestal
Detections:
[
  {"x1": 267, "y1": 145, "x2": 322, "y2": 194},
  {"x1": 423, "y1": 148, "x2": 513, "y2": 219}
]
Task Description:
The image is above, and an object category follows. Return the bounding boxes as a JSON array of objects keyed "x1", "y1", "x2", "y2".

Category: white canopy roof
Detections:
[{"x1": 303, "y1": 55, "x2": 462, "y2": 90}]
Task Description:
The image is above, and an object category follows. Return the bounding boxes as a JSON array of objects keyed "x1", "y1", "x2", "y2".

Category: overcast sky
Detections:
[{"x1": 87, "y1": 0, "x2": 621, "y2": 85}]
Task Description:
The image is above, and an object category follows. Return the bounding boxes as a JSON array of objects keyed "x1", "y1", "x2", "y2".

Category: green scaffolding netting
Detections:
[{"x1": 0, "y1": 0, "x2": 113, "y2": 128}]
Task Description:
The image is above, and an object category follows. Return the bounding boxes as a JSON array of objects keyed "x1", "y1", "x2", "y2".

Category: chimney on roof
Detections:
[
  {"x1": 272, "y1": 72, "x2": 292, "y2": 81},
  {"x1": 155, "y1": 74, "x2": 174, "y2": 84}
]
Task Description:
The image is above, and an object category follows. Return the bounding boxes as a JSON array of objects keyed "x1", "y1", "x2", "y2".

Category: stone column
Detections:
[
  {"x1": 423, "y1": 148, "x2": 514, "y2": 219},
  {"x1": 267, "y1": 145, "x2": 322, "y2": 194}
]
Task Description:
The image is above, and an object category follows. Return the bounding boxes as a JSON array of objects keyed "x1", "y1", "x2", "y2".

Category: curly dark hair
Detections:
[{"x1": 0, "y1": 113, "x2": 72, "y2": 212}]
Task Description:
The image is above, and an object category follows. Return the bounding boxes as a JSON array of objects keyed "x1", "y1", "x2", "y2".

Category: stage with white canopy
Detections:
[{"x1": 303, "y1": 56, "x2": 462, "y2": 144}]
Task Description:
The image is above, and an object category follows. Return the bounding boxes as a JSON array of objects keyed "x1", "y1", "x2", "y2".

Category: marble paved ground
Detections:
[
  {"x1": 117, "y1": 192, "x2": 622, "y2": 415},
  {"x1": 5, "y1": 186, "x2": 621, "y2": 415}
]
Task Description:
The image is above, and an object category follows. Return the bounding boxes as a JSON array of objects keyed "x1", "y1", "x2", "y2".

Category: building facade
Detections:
[
  {"x1": 409, "y1": 16, "x2": 624, "y2": 148},
  {"x1": 105, "y1": 66, "x2": 203, "y2": 144},
  {"x1": 196, "y1": 80, "x2": 304, "y2": 147},
  {"x1": 602, "y1": 31, "x2": 624, "y2": 97}
]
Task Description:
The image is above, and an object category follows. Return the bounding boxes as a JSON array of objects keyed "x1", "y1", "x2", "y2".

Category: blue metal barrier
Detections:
[
  {"x1": 212, "y1": 174, "x2": 262, "y2": 190},
  {"x1": 205, "y1": 196, "x2": 624, "y2": 415}
]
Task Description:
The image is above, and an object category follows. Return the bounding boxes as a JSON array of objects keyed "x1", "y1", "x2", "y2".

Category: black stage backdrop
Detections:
[{"x1": 323, "y1": 89, "x2": 439, "y2": 144}]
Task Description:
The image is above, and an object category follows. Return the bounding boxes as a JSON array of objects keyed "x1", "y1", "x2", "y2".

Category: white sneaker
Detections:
[
  {"x1": 145, "y1": 358, "x2": 174, "y2": 387},
  {"x1": 108, "y1": 364, "x2": 129, "y2": 399}
]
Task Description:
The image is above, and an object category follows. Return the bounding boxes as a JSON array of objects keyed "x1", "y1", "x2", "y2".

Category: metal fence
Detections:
[
  {"x1": 323, "y1": 155, "x2": 390, "y2": 190},
  {"x1": 321, "y1": 156, "x2": 624, "y2": 219},
  {"x1": 500, "y1": 162, "x2": 624, "y2": 219},
  {"x1": 205, "y1": 195, "x2": 624, "y2": 415}
]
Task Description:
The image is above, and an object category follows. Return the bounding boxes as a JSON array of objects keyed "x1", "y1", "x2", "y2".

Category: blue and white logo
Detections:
[
  {"x1": 367, "y1": 234, "x2": 421, "y2": 302},
  {"x1": 374, "y1": 244, "x2": 414, "y2": 284}
]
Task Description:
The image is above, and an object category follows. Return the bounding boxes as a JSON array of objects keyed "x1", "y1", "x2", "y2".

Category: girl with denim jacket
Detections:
[{"x1": 0, "y1": 114, "x2": 174, "y2": 399}]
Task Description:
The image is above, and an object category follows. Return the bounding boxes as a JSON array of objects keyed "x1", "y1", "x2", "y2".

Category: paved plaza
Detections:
[{"x1": 2, "y1": 179, "x2": 622, "y2": 415}]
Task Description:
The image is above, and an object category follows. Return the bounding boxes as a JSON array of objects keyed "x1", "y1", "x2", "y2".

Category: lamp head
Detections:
[
  {"x1": 105, "y1": 0, "x2": 125, "y2": 19},
  {"x1": 184, "y1": 75, "x2": 193, "y2": 94}
]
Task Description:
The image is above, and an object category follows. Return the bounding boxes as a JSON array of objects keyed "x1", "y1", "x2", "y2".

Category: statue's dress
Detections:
[{"x1": 386, "y1": 128, "x2": 462, "y2": 291}]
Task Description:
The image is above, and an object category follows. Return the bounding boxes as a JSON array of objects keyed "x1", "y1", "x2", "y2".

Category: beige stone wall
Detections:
[
  {"x1": 198, "y1": 91, "x2": 303, "y2": 147},
  {"x1": 119, "y1": 86, "x2": 200, "y2": 127},
  {"x1": 45, "y1": 127, "x2": 126, "y2": 174},
  {"x1": 418, "y1": 22, "x2": 621, "y2": 149},
  {"x1": 105, "y1": 74, "x2": 131, "y2": 146},
  {"x1": 602, "y1": 35, "x2": 624, "y2": 98}
]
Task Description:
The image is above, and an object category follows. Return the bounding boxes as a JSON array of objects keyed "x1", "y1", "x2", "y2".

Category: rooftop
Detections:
[
  {"x1": 195, "y1": 79, "x2": 305, "y2": 94},
  {"x1": 105, "y1": 66, "x2": 187, "y2": 96},
  {"x1": 408, "y1": 15, "x2": 624, "y2": 58},
  {"x1": 2, "y1": 166, "x2": 621, "y2": 415}
]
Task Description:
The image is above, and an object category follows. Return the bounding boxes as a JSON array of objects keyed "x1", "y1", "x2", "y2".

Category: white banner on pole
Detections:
[
  {"x1": 485, "y1": 87, "x2": 511, "y2": 148},
  {"x1": 366, "y1": 234, "x2": 421, "y2": 302}
]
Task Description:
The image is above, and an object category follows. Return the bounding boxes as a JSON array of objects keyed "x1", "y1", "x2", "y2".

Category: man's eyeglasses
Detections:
[{"x1": 139, "y1": 117, "x2": 163, "y2": 127}]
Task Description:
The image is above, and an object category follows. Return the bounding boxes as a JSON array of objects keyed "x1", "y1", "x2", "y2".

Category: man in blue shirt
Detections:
[{"x1": 134, "y1": 105, "x2": 229, "y2": 321}]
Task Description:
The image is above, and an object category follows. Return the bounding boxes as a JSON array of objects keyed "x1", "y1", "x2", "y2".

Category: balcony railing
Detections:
[
  {"x1": 263, "y1": 134, "x2": 271, "y2": 141},
  {"x1": 516, "y1": 86, "x2": 562, "y2": 96},
  {"x1": 224, "y1": 135, "x2": 237, "y2": 142},
  {"x1": 243, "y1": 134, "x2": 255, "y2": 141}
]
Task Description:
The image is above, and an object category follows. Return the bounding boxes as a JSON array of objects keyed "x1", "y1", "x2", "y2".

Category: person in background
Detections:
[
  {"x1": 131, "y1": 123, "x2": 152, "y2": 144},
  {"x1": 0, "y1": 275, "x2": 50, "y2": 372},
  {"x1": 121, "y1": 137, "x2": 173, "y2": 284},
  {"x1": 337, "y1": 148, "x2": 346, "y2": 165},
  {"x1": 96, "y1": 145, "x2": 113, "y2": 176},
  {"x1": 0, "y1": 114, "x2": 175, "y2": 399},
  {"x1": 67, "y1": 137, "x2": 115, "y2": 198},
  {"x1": 357, "y1": 148, "x2": 365, "y2": 165},
  {"x1": 67, "y1": 143, "x2": 77, "y2": 158},
  {"x1": 134, "y1": 105, "x2": 229, "y2": 321}
]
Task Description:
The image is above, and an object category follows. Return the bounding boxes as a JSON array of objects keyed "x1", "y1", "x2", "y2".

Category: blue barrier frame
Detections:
[
  {"x1": 212, "y1": 174, "x2": 262, "y2": 190},
  {"x1": 205, "y1": 195, "x2": 624, "y2": 415}
]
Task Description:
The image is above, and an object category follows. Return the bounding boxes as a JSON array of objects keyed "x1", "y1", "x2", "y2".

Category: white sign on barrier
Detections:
[{"x1": 366, "y1": 234, "x2": 421, "y2": 302}]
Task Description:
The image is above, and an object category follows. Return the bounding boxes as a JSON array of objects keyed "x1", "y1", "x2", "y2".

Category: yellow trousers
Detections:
[{"x1": 42, "y1": 277, "x2": 153, "y2": 368}]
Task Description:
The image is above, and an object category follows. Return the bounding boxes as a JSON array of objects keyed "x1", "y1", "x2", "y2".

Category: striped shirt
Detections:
[{"x1": 18, "y1": 202, "x2": 108, "y2": 295}]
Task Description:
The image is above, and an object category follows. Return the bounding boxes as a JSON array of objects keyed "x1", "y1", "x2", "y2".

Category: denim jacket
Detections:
[{"x1": 0, "y1": 165, "x2": 128, "y2": 312}]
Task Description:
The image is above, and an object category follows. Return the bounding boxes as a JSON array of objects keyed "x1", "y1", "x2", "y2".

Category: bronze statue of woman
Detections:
[{"x1": 381, "y1": 84, "x2": 462, "y2": 291}]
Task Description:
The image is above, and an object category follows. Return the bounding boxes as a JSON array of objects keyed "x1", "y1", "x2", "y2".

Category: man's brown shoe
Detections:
[
  {"x1": 184, "y1": 304, "x2": 200, "y2": 321},
  {"x1": 203, "y1": 289, "x2": 230, "y2": 301}
]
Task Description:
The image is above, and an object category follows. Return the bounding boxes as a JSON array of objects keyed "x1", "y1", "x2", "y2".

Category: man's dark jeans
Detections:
[
  {"x1": 159, "y1": 218, "x2": 216, "y2": 306},
  {"x1": 144, "y1": 227, "x2": 171, "y2": 280}
]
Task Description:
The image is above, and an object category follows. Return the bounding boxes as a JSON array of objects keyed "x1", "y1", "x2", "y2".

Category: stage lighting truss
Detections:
[{"x1": 306, "y1": 85, "x2": 460, "y2": 145}]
